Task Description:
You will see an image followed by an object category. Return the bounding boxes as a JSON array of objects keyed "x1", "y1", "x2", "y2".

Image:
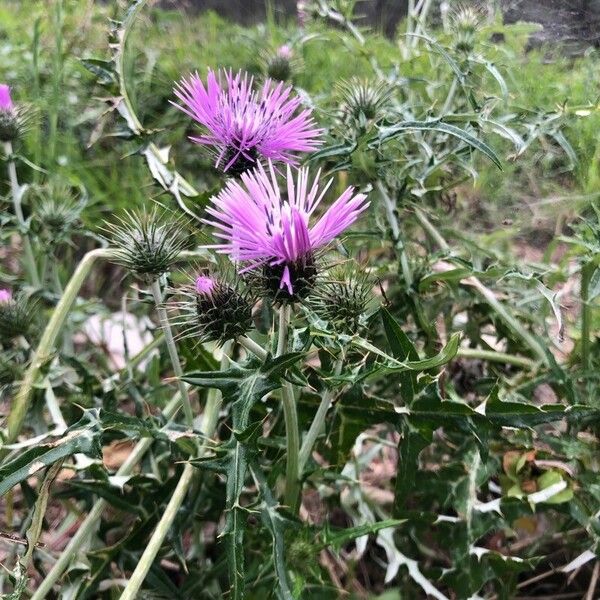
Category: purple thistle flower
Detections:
[
  {"x1": 0, "y1": 289, "x2": 12, "y2": 303},
  {"x1": 0, "y1": 85, "x2": 13, "y2": 112},
  {"x1": 203, "y1": 161, "x2": 369, "y2": 298},
  {"x1": 195, "y1": 275, "x2": 215, "y2": 296},
  {"x1": 173, "y1": 69, "x2": 323, "y2": 175}
]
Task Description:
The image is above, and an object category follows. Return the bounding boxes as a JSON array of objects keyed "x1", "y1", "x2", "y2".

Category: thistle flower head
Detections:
[
  {"x1": 0, "y1": 290, "x2": 36, "y2": 341},
  {"x1": 173, "y1": 69, "x2": 322, "y2": 175},
  {"x1": 0, "y1": 85, "x2": 13, "y2": 111},
  {"x1": 104, "y1": 208, "x2": 189, "y2": 280},
  {"x1": 30, "y1": 180, "x2": 83, "y2": 245},
  {"x1": 308, "y1": 268, "x2": 375, "y2": 333},
  {"x1": 195, "y1": 275, "x2": 215, "y2": 295},
  {"x1": 337, "y1": 77, "x2": 393, "y2": 124},
  {"x1": 203, "y1": 161, "x2": 369, "y2": 302},
  {"x1": 170, "y1": 272, "x2": 255, "y2": 345},
  {"x1": 262, "y1": 44, "x2": 300, "y2": 82},
  {"x1": 0, "y1": 83, "x2": 23, "y2": 142},
  {"x1": 450, "y1": 3, "x2": 483, "y2": 53}
]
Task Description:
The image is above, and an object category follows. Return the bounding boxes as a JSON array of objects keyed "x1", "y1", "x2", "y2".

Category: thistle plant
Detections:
[{"x1": 3, "y1": 2, "x2": 600, "y2": 600}]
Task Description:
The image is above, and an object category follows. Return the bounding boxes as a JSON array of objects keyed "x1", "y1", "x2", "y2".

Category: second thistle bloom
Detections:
[
  {"x1": 173, "y1": 69, "x2": 322, "y2": 175},
  {"x1": 204, "y1": 162, "x2": 369, "y2": 300}
]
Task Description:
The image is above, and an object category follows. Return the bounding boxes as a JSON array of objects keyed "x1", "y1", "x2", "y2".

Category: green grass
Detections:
[{"x1": 1, "y1": 2, "x2": 599, "y2": 227}]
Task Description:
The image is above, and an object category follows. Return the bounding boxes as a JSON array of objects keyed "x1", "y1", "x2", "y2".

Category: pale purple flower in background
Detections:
[
  {"x1": 173, "y1": 69, "x2": 322, "y2": 175},
  {"x1": 0, "y1": 85, "x2": 13, "y2": 111},
  {"x1": 0, "y1": 289, "x2": 12, "y2": 303},
  {"x1": 277, "y1": 45, "x2": 293, "y2": 60},
  {"x1": 195, "y1": 275, "x2": 215, "y2": 296},
  {"x1": 203, "y1": 161, "x2": 369, "y2": 296}
]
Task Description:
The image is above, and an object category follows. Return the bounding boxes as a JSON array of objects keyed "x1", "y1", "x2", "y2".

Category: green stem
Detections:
[
  {"x1": 119, "y1": 351, "x2": 228, "y2": 600},
  {"x1": 277, "y1": 305, "x2": 300, "y2": 512},
  {"x1": 298, "y1": 354, "x2": 344, "y2": 474},
  {"x1": 377, "y1": 182, "x2": 413, "y2": 287},
  {"x1": 5, "y1": 248, "x2": 115, "y2": 447},
  {"x1": 150, "y1": 279, "x2": 194, "y2": 428},
  {"x1": 413, "y1": 206, "x2": 450, "y2": 251},
  {"x1": 4, "y1": 141, "x2": 40, "y2": 287},
  {"x1": 239, "y1": 335, "x2": 268, "y2": 361},
  {"x1": 581, "y1": 260, "x2": 595, "y2": 370},
  {"x1": 414, "y1": 206, "x2": 550, "y2": 367},
  {"x1": 119, "y1": 463, "x2": 195, "y2": 600},
  {"x1": 456, "y1": 347, "x2": 537, "y2": 369}
]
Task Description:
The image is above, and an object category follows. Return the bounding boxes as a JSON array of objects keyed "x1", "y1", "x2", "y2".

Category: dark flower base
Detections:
[
  {"x1": 263, "y1": 255, "x2": 317, "y2": 303},
  {"x1": 196, "y1": 282, "x2": 253, "y2": 343},
  {"x1": 222, "y1": 146, "x2": 259, "y2": 177}
]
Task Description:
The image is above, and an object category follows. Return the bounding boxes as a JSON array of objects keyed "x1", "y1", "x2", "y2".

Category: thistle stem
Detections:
[
  {"x1": 377, "y1": 182, "x2": 413, "y2": 287},
  {"x1": 150, "y1": 279, "x2": 194, "y2": 428},
  {"x1": 580, "y1": 260, "x2": 595, "y2": 371},
  {"x1": 277, "y1": 304, "x2": 300, "y2": 512},
  {"x1": 413, "y1": 206, "x2": 550, "y2": 367},
  {"x1": 4, "y1": 141, "x2": 40, "y2": 287},
  {"x1": 456, "y1": 347, "x2": 537, "y2": 369},
  {"x1": 119, "y1": 462, "x2": 196, "y2": 600},
  {"x1": 238, "y1": 335, "x2": 268, "y2": 360},
  {"x1": 5, "y1": 248, "x2": 115, "y2": 448},
  {"x1": 298, "y1": 354, "x2": 344, "y2": 473},
  {"x1": 119, "y1": 351, "x2": 228, "y2": 600}
]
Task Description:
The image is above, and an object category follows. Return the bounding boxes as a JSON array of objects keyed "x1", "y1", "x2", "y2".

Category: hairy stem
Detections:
[
  {"x1": 4, "y1": 141, "x2": 40, "y2": 287},
  {"x1": 150, "y1": 279, "x2": 194, "y2": 428},
  {"x1": 377, "y1": 182, "x2": 413, "y2": 287},
  {"x1": 298, "y1": 354, "x2": 344, "y2": 474},
  {"x1": 277, "y1": 304, "x2": 300, "y2": 511}
]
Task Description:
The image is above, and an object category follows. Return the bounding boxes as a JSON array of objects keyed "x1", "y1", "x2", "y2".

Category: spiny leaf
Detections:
[
  {"x1": 249, "y1": 460, "x2": 295, "y2": 600},
  {"x1": 321, "y1": 519, "x2": 406, "y2": 553},
  {"x1": 377, "y1": 120, "x2": 502, "y2": 169},
  {"x1": 0, "y1": 413, "x2": 102, "y2": 497},
  {"x1": 381, "y1": 307, "x2": 420, "y2": 405}
]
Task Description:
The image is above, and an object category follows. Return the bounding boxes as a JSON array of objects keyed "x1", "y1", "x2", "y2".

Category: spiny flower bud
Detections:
[
  {"x1": 104, "y1": 208, "x2": 189, "y2": 281},
  {"x1": 264, "y1": 45, "x2": 298, "y2": 82},
  {"x1": 0, "y1": 289, "x2": 36, "y2": 341},
  {"x1": 30, "y1": 180, "x2": 83, "y2": 246},
  {"x1": 308, "y1": 270, "x2": 375, "y2": 333},
  {"x1": 450, "y1": 4, "x2": 483, "y2": 54},
  {"x1": 170, "y1": 274, "x2": 255, "y2": 345},
  {"x1": 337, "y1": 77, "x2": 393, "y2": 125},
  {"x1": 0, "y1": 84, "x2": 31, "y2": 143}
]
